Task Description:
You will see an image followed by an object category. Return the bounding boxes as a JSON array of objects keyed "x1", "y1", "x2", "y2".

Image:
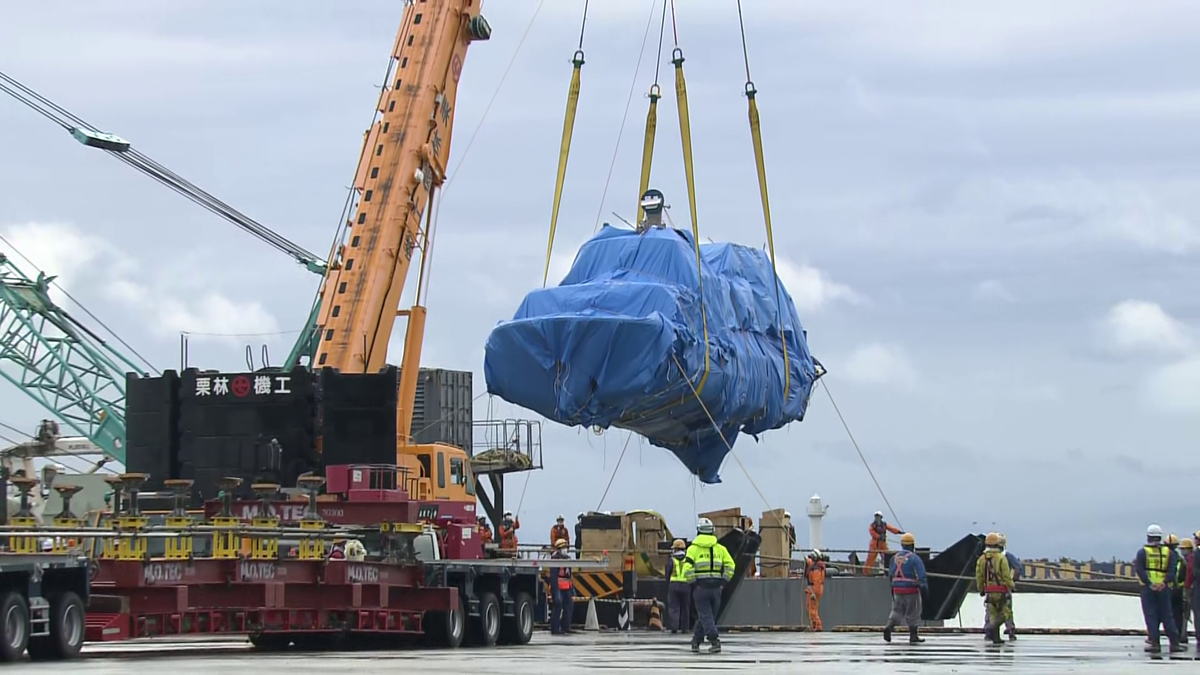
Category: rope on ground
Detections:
[
  {"x1": 541, "y1": 0, "x2": 590, "y2": 287},
  {"x1": 591, "y1": 0, "x2": 660, "y2": 232},
  {"x1": 595, "y1": 430, "x2": 634, "y2": 511},
  {"x1": 734, "y1": 0, "x2": 790, "y2": 398},
  {"x1": 820, "y1": 378, "x2": 903, "y2": 530}
]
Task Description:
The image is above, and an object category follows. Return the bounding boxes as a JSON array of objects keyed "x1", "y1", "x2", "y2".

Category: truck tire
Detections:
[
  {"x1": 468, "y1": 591, "x2": 500, "y2": 647},
  {"x1": 424, "y1": 594, "x2": 465, "y2": 648},
  {"x1": 498, "y1": 591, "x2": 533, "y2": 645},
  {"x1": 27, "y1": 591, "x2": 85, "y2": 661},
  {"x1": 0, "y1": 592, "x2": 29, "y2": 662}
]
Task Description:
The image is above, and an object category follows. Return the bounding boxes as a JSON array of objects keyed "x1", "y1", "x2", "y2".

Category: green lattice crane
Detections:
[{"x1": 0, "y1": 253, "x2": 146, "y2": 463}]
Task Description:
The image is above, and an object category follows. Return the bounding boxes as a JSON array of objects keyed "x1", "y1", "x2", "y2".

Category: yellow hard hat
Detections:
[
  {"x1": 554, "y1": 538, "x2": 568, "y2": 549},
  {"x1": 900, "y1": 532, "x2": 915, "y2": 546},
  {"x1": 1167, "y1": 533, "x2": 1180, "y2": 546},
  {"x1": 985, "y1": 532, "x2": 1000, "y2": 547},
  {"x1": 1181, "y1": 538, "x2": 1195, "y2": 550},
  {"x1": 672, "y1": 538, "x2": 686, "y2": 550}
]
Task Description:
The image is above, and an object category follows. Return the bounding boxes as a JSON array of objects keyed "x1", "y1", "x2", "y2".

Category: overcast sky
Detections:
[{"x1": 1, "y1": 0, "x2": 1197, "y2": 559}]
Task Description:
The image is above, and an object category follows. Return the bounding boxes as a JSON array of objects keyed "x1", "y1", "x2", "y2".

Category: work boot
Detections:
[
  {"x1": 1169, "y1": 641, "x2": 1187, "y2": 653},
  {"x1": 1145, "y1": 641, "x2": 1161, "y2": 653},
  {"x1": 908, "y1": 626, "x2": 924, "y2": 644},
  {"x1": 1006, "y1": 627, "x2": 1017, "y2": 641},
  {"x1": 708, "y1": 636, "x2": 722, "y2": 653},
  {"x1": 882, "y1": 620, "x2": 895, "y2": 643},
  {"x1": 690, "y1": 635, "x2": 701, "y2": 653}
]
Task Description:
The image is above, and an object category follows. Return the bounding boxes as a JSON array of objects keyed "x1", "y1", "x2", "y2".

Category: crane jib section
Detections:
[{"x1": 314, "y1": 1, "x2": 490, "y2": 375}]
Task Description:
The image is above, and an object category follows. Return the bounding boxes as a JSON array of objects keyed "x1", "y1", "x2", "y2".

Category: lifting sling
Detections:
[
  {"x1": 669, "y1": 11, "x2": 711, "y2": 397},
  {"x1": 542, "y1": 2, "x2": 590, "y2": 287},
  {"x1": 636, "y1": 0, "x2": 670, "y2": 223},
  {"x1": 736, "y1": 0, "x2": 791, "y2": 397}
]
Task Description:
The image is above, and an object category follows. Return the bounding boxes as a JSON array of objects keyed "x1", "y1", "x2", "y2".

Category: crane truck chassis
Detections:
[{"x1": 0, "y1": 466, "x2": 607, "y2": 659}]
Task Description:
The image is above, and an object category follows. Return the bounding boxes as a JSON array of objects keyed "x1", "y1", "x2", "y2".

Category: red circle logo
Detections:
[
  {"x1": 230, "y1": 375, "x2": 252, "y2": 398},
  {"x1": 451, "y1": 54, "x2": 462, "y2": 82}
]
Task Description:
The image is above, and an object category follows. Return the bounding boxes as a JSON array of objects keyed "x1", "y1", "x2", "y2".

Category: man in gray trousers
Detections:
[{"x1": 882, "y1": 532, "x2": 928, "y2": 644}]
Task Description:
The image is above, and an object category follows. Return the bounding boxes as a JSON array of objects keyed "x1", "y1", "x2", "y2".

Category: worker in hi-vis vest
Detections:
[{"x1": 682, "y1": 518, "x2": 735, "y2": 654}]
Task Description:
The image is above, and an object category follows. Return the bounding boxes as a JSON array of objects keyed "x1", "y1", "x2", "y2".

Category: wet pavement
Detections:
[{"x1": 9, "y1": 632, "x2": 1199, "y2": 673}]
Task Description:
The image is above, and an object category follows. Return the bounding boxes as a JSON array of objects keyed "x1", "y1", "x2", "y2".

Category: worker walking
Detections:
[
  {"x1": 805, "y1": 550, "x2": 826, "y2": 631},
  {"x1": 882, "y1": 532, "x2": 928, "y2": 644},
  {"x1": 1137, "y1": 524, "x2": 1186, "y2": 653},
  {"x1": 499, "y1": 511, "x2": 520, "y2": 553},
  {"x1": 664, "y1": 538, "x2": 692, "y2": 633},
  {"x1": 976, "y1": 532, "x2": 1015, "y2": 645},
  {"x1": 682, "y1": 517, "x2": 736, "y2": 653},
  {"x1": 865, "y1": 511, "x2": 902, "y2": 575},
  {"x1": 551, "y1": 514, "x2": 571, "y2": 549},
  {"x1": 1180, "y1": 536, "x2": 1195, "y2": 645},
  {"x1": 548, "y1": 539, "x2": 574, "y2": 634},
  {"x1": 998, "y1": 533, "x2": 1021, "y2": 640}
]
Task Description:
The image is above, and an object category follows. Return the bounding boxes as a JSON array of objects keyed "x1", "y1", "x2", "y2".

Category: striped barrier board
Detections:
[{"x1": 572, "y1": 571, "x2": 624, "y2": 599}]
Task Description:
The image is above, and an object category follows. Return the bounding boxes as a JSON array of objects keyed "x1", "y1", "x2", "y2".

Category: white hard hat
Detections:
[
  {"x1": 503, "y1": 511, "x2": 513, "y2": 517},
  {"x1": 1147, "y1": 524, "x2": 1163, "y2": 538},
  {"x1": 874, "y1": 510, "x2": 884, "y2": 517},
  {"x1": 696, "y1": 517, "x2": 714, "y2": 534},
  {"x1": 784, "y1": 511, "x2": 791, "y2": 518},
  {"x1": 556, "y1": 514, "x2": 564, "y2": 520},
  {"x1": 811, "y1": 548, "x2": 822, "y2": 558}
]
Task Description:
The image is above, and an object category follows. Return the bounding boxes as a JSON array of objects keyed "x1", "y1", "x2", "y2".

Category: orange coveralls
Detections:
[
  {"x1": 865, "y1": 519, "x2": 902, "y2": 574},
  {"x1": 500, "y1": 518, "x2": 520, "y2": 551},
  {"x1": 805, "y1": 558, "x2": 826, "y2": 630},
  {"x1": 550, "y1": 523, "x2": 571, "y2": 547},
  {"x1": 479, "y1": 524, "x2": 493, "y2": 545}
]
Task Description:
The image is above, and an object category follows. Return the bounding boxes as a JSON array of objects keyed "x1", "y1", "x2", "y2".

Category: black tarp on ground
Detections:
[{"x1": 922, "y1": 533, "x2": 986, "y2": 620}]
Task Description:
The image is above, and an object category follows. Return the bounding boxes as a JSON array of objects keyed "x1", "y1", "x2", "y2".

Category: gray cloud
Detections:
[{"x1": 0, "y1": 0, "x2": 1197, "y2": 559}]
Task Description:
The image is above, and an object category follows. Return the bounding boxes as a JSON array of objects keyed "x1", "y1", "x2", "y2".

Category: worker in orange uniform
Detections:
[
  {"x1": 865, "y1": 510, "x2": 902, "y2": 575},
  {"x1": 550, "y1": 514, "x2": 571, "y2": 549},
  {"x1": 805, "y1": 549, "x2": 826, "y2": 631},
  {"x1": 478, "y1": 516, "x2": 493, "y2": 545},
  {"x1": 499, "y1": 511, "x2": 520, "y2": 553}
]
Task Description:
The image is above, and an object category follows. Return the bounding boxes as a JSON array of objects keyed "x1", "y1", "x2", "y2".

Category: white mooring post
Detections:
[{"x1": 807, "y1": 494, "x2": 828, "y2": 552}]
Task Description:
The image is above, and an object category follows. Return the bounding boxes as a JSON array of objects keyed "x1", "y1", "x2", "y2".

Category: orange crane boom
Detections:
[{"x1": 314, "y1": 1, "x2": 491, "y2": 455}]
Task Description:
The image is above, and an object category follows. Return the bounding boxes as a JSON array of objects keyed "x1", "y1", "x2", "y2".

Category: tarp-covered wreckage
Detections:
[{"x1": 484, "y1": 225, "x2": 821, "y2": 483}]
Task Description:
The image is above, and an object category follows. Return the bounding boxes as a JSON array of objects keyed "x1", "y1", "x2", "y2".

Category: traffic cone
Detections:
[
  {"x1": 648, "y1": 601, "x2": 663, "y2": 631},
  {"x1": 584, "y1": 598, "x2": 599, "y2": 631}
]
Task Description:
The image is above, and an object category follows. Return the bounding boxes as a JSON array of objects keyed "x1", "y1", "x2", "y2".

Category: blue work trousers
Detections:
[
  {"x1": 551, "y1": 588, "x2": 574, "y2": 634},
  {"x1": 692, "y1": 583, "x2": 723, "y2": 641},
  {"x1": 667, "y1": 581, "x2": 692, "y2": 631},
  {"x1": 1142, "y1": 586, "x2": 1180, "y2": 644}
]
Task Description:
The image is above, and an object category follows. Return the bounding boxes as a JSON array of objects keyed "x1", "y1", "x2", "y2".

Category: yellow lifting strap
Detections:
[
  {"x1": 744, "y1": 82, "x2": 791, "y2": 396},
  {"x1": 635, "y1": 83, "x2": 661, "y2": 223},
  {"x1": 671, "y1": 46, "x2": 711, "y2": 396},
  {"x1": 542, "y1": 49, "x2": 586, "y2": 287}
]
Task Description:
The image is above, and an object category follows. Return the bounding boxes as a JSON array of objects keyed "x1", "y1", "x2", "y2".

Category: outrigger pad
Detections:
[{"x1": 484, "y1": 225, "x2": 819, "y2": 484}]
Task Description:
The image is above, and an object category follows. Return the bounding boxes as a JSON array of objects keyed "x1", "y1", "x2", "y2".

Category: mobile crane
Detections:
[{"x1": 0, "y1": 1, "x2": 537, "y2": 526}]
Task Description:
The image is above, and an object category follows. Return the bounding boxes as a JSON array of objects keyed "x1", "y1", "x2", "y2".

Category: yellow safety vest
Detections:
[
  {"x1": 670, "y1": 555, "x2": 688, "y2": 582},
  {"x1": 683, "y1": 540, "x2": 735, "y2": 583},
  {"x1": 1144, "y1": 545, "x2": 1169, "y2": 585}
]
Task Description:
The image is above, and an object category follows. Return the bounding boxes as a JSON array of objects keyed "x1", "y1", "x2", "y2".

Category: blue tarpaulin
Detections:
[{"x1": 483, "y1": 225, "x2": 819, "y2": 483}]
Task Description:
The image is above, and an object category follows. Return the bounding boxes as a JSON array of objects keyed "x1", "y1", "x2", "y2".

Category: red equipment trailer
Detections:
[{"x1": 73, "y1": 466, "x2": 573, "y2": 651}]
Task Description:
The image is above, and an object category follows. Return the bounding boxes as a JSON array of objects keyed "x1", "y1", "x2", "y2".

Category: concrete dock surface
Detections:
[{"x1": 11, "y1": 632, "x2": 1198, "y2": 673}]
